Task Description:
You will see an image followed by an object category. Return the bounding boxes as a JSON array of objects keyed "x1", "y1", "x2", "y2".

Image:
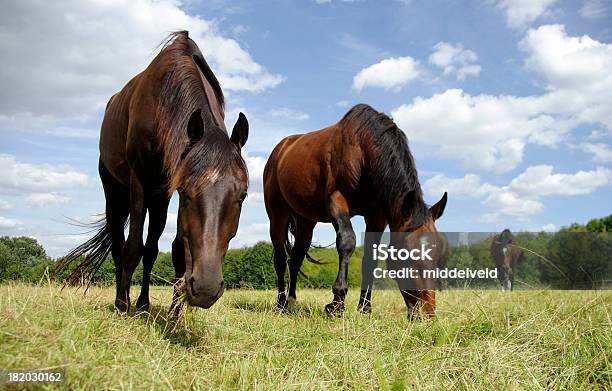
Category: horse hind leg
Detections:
[
  {"x1": 136, "y1": 195, "x2": 170, "y2": 311},
  {"x1": 287, "y1": 217, "x2": 316, "y2": 307},
  {"x1": 99, "y1": 160, "x2": 129, "y2": 302},
  {"x1": 269, "y1": 211, "x2": 289, "y2": 310}
]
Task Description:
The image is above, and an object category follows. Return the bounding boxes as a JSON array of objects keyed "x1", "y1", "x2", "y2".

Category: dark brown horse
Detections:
[
  {"x1": 58, "y1": 31, "x2": 249, "y2": 313},
  {"x1": 263, "y1": 104, "x2": 447, "y2": 317},
  {"x1": 490, "y1": 229, "x2": 524, "y2": 291}
]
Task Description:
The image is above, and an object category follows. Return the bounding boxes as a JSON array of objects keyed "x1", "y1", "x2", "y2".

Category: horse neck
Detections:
[{"x1": 358, "y1": 138, "x2": 425, "y2": 227}]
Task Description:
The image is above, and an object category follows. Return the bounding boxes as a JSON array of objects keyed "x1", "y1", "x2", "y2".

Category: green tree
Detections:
[
  {"x1": 224, "y1": 242, "x2": 275, "y2": 289},
  {"x1": 542, "y1": 230, "x2": 611, "y2": 289},
  {"x1": 0, "y1": 236, "x2": 48, "y2": 281}
]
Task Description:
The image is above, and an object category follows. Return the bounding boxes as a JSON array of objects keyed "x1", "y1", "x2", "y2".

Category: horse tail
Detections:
[
  {"x1": 55, "y1": 216, "x2": 114, "y2": 288},
  {"x1": 284, "y1": 214, "x2": 326, "y2": 270}
]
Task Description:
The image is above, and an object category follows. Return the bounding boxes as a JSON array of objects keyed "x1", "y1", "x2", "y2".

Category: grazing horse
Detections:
[
  {"x1": 263, "y1": 104, "x2": 447, "y2": 317},
  {"x1": 58, "y1": 31, "x2": 249, "y2": 313},
  {"x1": 490, "y1": 229, "x2": 524, "y2": 291}
]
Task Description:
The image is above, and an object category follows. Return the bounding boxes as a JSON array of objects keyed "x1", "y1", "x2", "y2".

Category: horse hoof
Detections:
[
  {"x1": 276, "y1": 292, "x2": 288, "y2": 311},
  {"x1": 324, "y1": 301, "x2": 345, "y2": 316},
  {"x1": 357, "y1": 304, "x2": 372, "y2": 314},
  {"x1": 136, "y1": 299, "x2": 150, "y2": 312},
  {"x1": 287, "y1": 296, "x2": 296, "y2": 309},
  {"x1": 115, "y1": 299, "x2": 130, "y2": 315}
]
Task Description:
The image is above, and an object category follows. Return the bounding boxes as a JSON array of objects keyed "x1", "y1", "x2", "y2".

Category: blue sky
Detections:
[{"x1": 0, "y1": 0, "x2": 611, "y2": 256}]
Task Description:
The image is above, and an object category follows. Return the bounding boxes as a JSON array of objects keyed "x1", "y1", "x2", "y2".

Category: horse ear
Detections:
[
  {"x1": 187, "y1": 109, "x2": 204, "y2": 144},
  {"x1": 429, "y1": 192, "x2": 448, "y2": 220},
  {"x1": 230, "y1": 112, "x2": 249, "y2": 149}
]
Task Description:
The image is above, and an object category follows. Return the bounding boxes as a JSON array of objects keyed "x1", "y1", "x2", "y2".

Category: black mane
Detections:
[
  {"x1": 341, "y1": 104, "x2": 428, "y2": 227},
  {"x1": 158, "y1": 31, "x2": 224, "y2": 110},
  {"x1": 155, "y1": 31, "x2": 245, "y2": 193}
]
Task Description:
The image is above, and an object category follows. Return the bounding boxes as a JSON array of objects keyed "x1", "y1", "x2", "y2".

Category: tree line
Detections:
[{"x1": 1, "y1": 215, "x2": 610, "y2": 290}]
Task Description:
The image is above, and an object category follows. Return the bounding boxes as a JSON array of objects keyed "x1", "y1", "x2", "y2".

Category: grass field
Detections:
[{"x1": 1, "y1": 283, "x2": 610, "y2": 390}]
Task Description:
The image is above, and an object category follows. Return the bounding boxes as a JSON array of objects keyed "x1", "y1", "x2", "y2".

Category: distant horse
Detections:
[
  {"x1": 490, "y1": 229, "x2": 524, "y2": 291},
  {"x1": 58, "y1": 31, "x2": 249, "y2": 313},
  {"x1": 264, "y1": 104, "x2": 447, "y2": 317}
]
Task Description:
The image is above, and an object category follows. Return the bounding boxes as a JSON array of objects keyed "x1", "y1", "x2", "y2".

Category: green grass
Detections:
[{"x1": 1, "y1": 283, "x2": 610, "y2": 390}]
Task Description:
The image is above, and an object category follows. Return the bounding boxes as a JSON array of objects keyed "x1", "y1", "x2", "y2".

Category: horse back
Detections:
[
  {"x1": 99, "y1": 72, "x2": 143, "y2": 186},
  {"x1": 264, "y1": 125, "x2": 363, "y2": 221}
]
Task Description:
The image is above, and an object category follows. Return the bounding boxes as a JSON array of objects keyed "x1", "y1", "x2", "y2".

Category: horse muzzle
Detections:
[{"x1": 185, "y1": 275, "x2": 225, "y2": 309}]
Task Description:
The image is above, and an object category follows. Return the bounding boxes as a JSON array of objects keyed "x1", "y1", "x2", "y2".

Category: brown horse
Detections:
[
  {"x1": 263, "y1": 104, "x2": 447, "y2": 317},
  {"x1": 58, "y1": 31, "x2": 249, "y2": 314},
  {"x1": 490, "y1": 229, "x2": 524, "y2": 291}
]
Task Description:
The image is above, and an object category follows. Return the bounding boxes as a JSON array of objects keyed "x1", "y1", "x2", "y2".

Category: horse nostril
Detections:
[{"x1": 189, "y1": 276, "x2": 197, "y2": 295}]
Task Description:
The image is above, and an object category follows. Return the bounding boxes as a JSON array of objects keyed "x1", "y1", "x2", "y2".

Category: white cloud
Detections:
[
  {"x1": 242, "y1": 152, "x2": 267, "y2": 206},
  {"x1": 0, "y1": 0, "x2": 284, "y2": 129},
  {"x1": 521, "y1": 25, "x2": 612, "y2": 100},
  {"x1": 0, "y1": 200, "x2": 12, "y2": 211},
  {"x1": 457, "y1": 65, "x2": 482, "y2": 80},
  {"x1": 25, "y1": 193, "x2": 71, "y2": 208},
  {"x1": 232, "y1": 222, "x2": 270, "y2": 247},
  {"x1": 0, "y1": 154, "x2": 89, "y2": 195},
  {"x1": 244, "y1": 153, "x2": 267, "y2": 192},
  {"x1": 539, "y1": 223, "x2": 557, "y2": 232},
  {"x1": 588, "y1": 129, "x2": 611, "y2": 140},
  {"x1": 268, "y1": 108, "x2": 309, "y2": 121},
  {"x1": 423, "y1": 173, "x2": 497, "y2": 198},
  {"x1": 579, "y1": 0, "x2": 608, "y2": 19},
  {"x1": 336, "y1": 100, "x2": 350, "y2": 108},
  {"x1": 0, "y1": 216, "x2": 21, "y2": 230},
  {"x1": 244, "y1": 192, "x2": 265, "y2": 206},
  {"x1": 429, "y1": 42, "x2": 481, "y2": 80},
  {"x1": 495, "y1": 0, "x2": 558, "y2": 29},
  {"x1": 425, "y1": 165, "x2": 612, "y2": 222},
  {"x1": 482, "y1": 190, "x2": 544, "y2": 221},
  {"x1": 393, "y1": 25, "x2": 612, "y2": 172},
  {"x1": 392, "y1": 89, "x2": 540, "y2": 172},
  {"x1": 245, "y1": 154, "x2": 266, "y2": 182},
  {"x1": 352, "y1": 56, "x2": 420, "y2": 92},
  {"x1": 509, "y1": 165, "x2": 612, "y2": 196},
  {"x1": 580, "y1": 142, "x2": 612, "y2": 162}
]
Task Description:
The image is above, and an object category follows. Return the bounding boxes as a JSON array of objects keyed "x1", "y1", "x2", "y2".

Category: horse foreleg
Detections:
[
  {"x1": 268, "y1": 212, "x2": 289, "y2": 310},
  {"x1": 169, "y1": 216, "x2": 186, "y2": 318},
  {"x1": 115, "y1": 174, "x2": 146, "y2": 314},
  {"x1": 358, "y1": 215, "x2": 386, "y2": 313},
  {"x1": 325, "y1": 191, "x2": 356, "y2": 315},
  {"x1": 136, "y1": 196, "x2": 170, "y2": 311}
]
